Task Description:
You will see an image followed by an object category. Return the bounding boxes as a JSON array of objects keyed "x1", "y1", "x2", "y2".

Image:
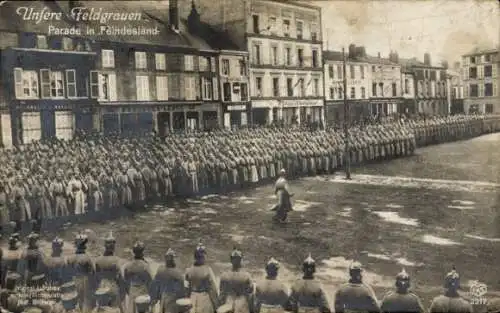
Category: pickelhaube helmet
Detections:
[
  {"x1": 27, "y1": 232, "x2": 39, "y2": 243},
  {"x1": 302, "y1": 253, "x2": 316, "y2": 273},
  {"x1": 265, "y1": 257, "x2": 280, "y2": 273},
  {"x1": 133, "y1": 241, "x2": 146, "y2": 255},
  {"x1": 52, "y1": 236, "x2": 64, "y2": 249},
  {"x1": 165, "y1": 248, "x2": 176, "y2": 259},
  {"x1": 349, "y1": 261, "x2": 363, "y2": 275},
  {"x1": 396, "y1": 268, "x2": 410, "y2": 288},
  {"x1": 104, "y1": 231, "x2": 116, "y2": 244},
  {"x1": 75, "y1": 232, "x2": 88, "y2": 246},
  {"x1": 445, "y1": 266, "x2": 460, "y2": 288},
  {"x1": 230, "y1": 247, "x2": 242, "y2": 260},
  {"x1": 194, "y1": 241, "x2": 206, "y2": 259}
]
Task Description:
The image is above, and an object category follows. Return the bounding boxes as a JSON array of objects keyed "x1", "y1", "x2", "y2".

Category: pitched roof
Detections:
[
  {"x1": 323, "y1": 50, "x2": 343, "y2": 61},
  {"x1": 362, "y1": 55, "x2": 399, "y2": 66},
  {"x1": 462, "y1": 46, "x2": 499, "y2": 57},
  {"x1": 194, "y1": 20, "x2": 242, "y2": 51}
]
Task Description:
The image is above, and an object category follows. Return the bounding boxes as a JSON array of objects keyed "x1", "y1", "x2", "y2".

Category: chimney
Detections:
[
  {"x1": 378, "y1": 52, "x2": 381, "y2": 58},
  {"x1": 441, "y1": 60, "x2": 449, "y2": 69},
  {"x1": 424, "y1": 52, "x2": 431, "y2": 66},
  {"x1": 389, "y1": 51, "x2": 399, "y2": 63},
  {"x1": 187, "y1": 0, "x2": 201, "y2": 34},
  {"x1": 169, "y1": 0, "x2": 179, "y2": 30},
  {"x1": 348, "y1": 44, "x2": 356, "y2": 59}
]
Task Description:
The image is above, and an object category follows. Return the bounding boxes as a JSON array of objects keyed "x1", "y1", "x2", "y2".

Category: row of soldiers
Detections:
[
  {"x1": 0, "y1": 114, "x2": 498, "y2": 232},
  {"x1": 0, "y1": 230, "x2": 496, "y2": 313}
]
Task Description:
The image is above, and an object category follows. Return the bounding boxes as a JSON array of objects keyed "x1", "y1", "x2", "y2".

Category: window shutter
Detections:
[
  {"x1": 224, "y1": 112, "x2": 230, "y2": 128},
  {"x1": 492, "y1": 64, "x2": 497, "y2": 78},
  {"x1": 108, "y1": 73, "x2": 117, "y2": 101},
  {"x1": 212, "y1": 77, "x2": 219, "y2": 100},
  {"x1": 241, "y1": 112, "x2": 248, "y2": 125},
  {"x1": 14, "y1": 68, "x2": 22, "y2": 98}
]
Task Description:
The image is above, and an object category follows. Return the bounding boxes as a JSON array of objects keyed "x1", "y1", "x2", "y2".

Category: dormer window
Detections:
[{"x1": 36, "y1": 35, "x2": 47, "y2": 49}]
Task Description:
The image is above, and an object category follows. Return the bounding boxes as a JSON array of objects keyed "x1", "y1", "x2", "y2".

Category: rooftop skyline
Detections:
[{"x1": 315, "y1": 0, "x2": 499, "y2": 65}]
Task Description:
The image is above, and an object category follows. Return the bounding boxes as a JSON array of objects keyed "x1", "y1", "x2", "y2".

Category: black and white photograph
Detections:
[{"x1": 0, "y1": 0, "x2": 499, "y2": 312}]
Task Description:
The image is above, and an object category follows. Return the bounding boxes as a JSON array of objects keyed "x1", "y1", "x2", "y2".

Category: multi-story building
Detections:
[
  {"x1": 0, "y1": 0, "x2": 98, "y2": 147},
  {"x1": 185, "y1": 3, "x2": 251, "y2": 128},
  {"x1": 369, "y1": 51, "x2": 403, "y2": 116},
  {"x1": 399, "y1": 53, "x2": 448, "y2": 116},
  {"x1": 180, "y1": 0, "x2": 325, "y2": 126},
  {"x1": 448, "y1": 61, "x2": 465, "y2": 114},
  {"x1": 462, "y1": 47, "x2": 499, "y2": 114},
  {"x1": 401, "y1": 70, "x2": 416, "y2": 114},
  {"x1": 323, "y1": 47, "x2": 371, "y2": 124}
]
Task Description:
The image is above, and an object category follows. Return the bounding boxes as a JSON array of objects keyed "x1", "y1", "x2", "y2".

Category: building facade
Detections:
[
  {"x1": 462, "y1": 47, "x2": 499, "y2": 114},
  {"x1": 0, "y1": 1, "x2": 98, "y2": 147},
  {"x1": 369, "y1": 51, "x2": 403, "y2": 116},
  {"x1": 448, "y1": 62, "x2": 465, "y2": 114},
  {"x1": 400, "y1": 53, "x2": 448, "y2": 116},
  {"x1": 401, "y1": 70, "x2": 416, "y2": 114},
  {"x1": 323, "y1": 50, "x2": 371, "y2": 124},
  {"x1": 181, "y1": 0, "x2": 325, "y2": 126}
]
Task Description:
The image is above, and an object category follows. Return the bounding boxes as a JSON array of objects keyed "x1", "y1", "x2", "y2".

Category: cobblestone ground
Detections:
[{"x1": 29, "y1": 133, "x2": 500, "y2": 307}]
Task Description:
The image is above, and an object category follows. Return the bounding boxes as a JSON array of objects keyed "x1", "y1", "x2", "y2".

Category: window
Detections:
[
  {"x1": 328, "y1": 65, "x2": 334, "y2": 79},
  {"x1": 156, "y1": 76, "x2": 168, "y2": 100},
  {"x1": 469, "y1": 84, "x2": 478, "y2": 97},
  {"x1": 14, "y1": 69, "x2": 39, "y2": 99},
  {"x1": 418, "y1": 81, "x2": 423, "y2": 97},
  {"x1": 486, "y1": 103, "x2": 493, "y2": 113},
  {"x1": 36, "y1": 35, "x2": 47, "y2": 49},
  {"x1": 372, "y1": 65, "x2": 376, "y2": 72},
  {"x1": 338, "y1": 87, "x2": 343, "y2": 99},
  {"x1": 312, "y1": 50, "x2": 318, "y2": 67},
  {"x1": 271, "y1": 45, "x2": 278, "y2": 66},
  {"x1": 329, "y1": 87, "x2": 335, "y2": 99},
  {"x1": 361, "y1": 87, "x2": 366, "y2": 99},
  {"x1": 392, "y1": 83, "x2": 397, "y2": 97},
  {"x1": 22, "y1": 112, "x2": 41, "y2": 144},
  {"x1": 485, "y1": 54, "x2": 491, "y2": 62},
  {"x1": 287, "y1": 78, "x2": 293, "y2": 96},
  {"x1": 298, "y1": 78, "x2": 305, "y2": 97},
  {"x1": 240, "y1": 83, "x2": 248, "y2": 101},
  {"x1": 62, "y1": 37, "x2": 73, "y2": 50},
  {"x1": 285, "y1": 47, "x2": 291, "y2": 66},
  {"x1": 185, "y1": 76, "x2": 196, "y2": 100},
  {"x1": 404, "y1": 79, "x2": 409, "y2": 94},
  {"x1": 184, "y1": 55, "x2": 194, "y2": 71},
  {"x1": 470, "y1": 56, "x2": 476, "y2": 64},
  {"x1": 65, "y1": 70, "x2": 76, "y2": 98},
  {"x1": 155, "y1": 53, "x2": 166, "y2": 70},
  {"x1": 222, "y1": 59, "x2": 230, "y2": 76},
  {"x1": 310, "y1": 23, "x2": 318, "y2": 41},
  {"x1": 199, "y1": 56, "x2": 209, "y2": 72},
  {"x1": 485, "y1": 83, "x2": 493, "y2": 96},
  {"x1": 39, "y1": 69, "x2": 50, "y2": 98},
  {"x1": 268, "y1": 17, "x2": 277, "y2": 34},
  {"x1": 255, "y1": 77, "x2": 263, "y2": 96},
  {"x1": 135, "y1": 52, "x2": 147, "y2": 69},
  {"x1": 337, "y1": 65, "x2": 342, "y2": 80},
  {"x1": 136, "y1": 75, "x2": 149, "y2": 100},
  {"x1": 350, "y1": 87, "x2": 355, "y2": 99},
  {"x1": 296, "y1": 20, "x2": 303, "y2": 39},
  {"x1": 313, "y1": 79, "x2": 319, "y2": 96},
  {"x1": 223, "y1": 83, "x2": 231, "y2": 102},
  {"x1": 239, "y1": 60, "x2": 246, "y2": 76},
  {"x1": 253, "y1": 15, "x2": 260, "y2": 33},
  {"x1": 55, "y1": 111, "x2": 74, "y2": 141},
  {"x1": 50, "y1": 71, "x2": 64, "y2": 98},
  {"x1": 252, "y1": 44, "x2": 261, "y2": 65},
  {"x1": 297, "y1": 48, "x2": 304, "y2": 67},
  {"x1": 102, "y1": 50, "x2": 115, "y2": 68},
  {"x1": 485, "y1": 65, "x2": 492, "y2": 77},
  {"x1": 283, "y1": 19, "x2": 290, "y2": 37},
  {"x1": 372, "y1": 83, "x2": 377, "y2": 96},
  {"x1": 90, "y1": 71, "x2": 98, "y2": 98},
  {"x1": 202, "y1": 77, "x2": 213, "y2": 100},
  {"x1": 424, "y1": 70, "x2": 428, "y2": 79},
  {"x1": 273, "y1": 77, "x2": 280, "y2": 97},
  {"x1": 212, "y1": 77, "x2": 219, "y2": 100},
  {"x1": 379, "y1": 83, "x2": 384, "y2": 97},
  {"x1": 350, "y1": 65, "x2": 355, "y2": 79},
  {"x1": 360, "y1": 66, "x2": 365, "y2": 79}
]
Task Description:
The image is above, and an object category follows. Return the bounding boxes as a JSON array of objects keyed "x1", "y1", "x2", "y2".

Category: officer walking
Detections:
[{"x1": 380, "y1": 269, "x2": 425, "y2": 313}]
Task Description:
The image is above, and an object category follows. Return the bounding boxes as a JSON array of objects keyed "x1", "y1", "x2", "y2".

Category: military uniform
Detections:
[
  {"x1": 19, "y1": 233, "x2": 46, "y2": 285},
  {"x1": 2, "y1": 236, "x2": 22, "y2": 286},
  {"x1": 151, "y1": 249, "x2": 186, "y2": 313},
  {"x1": 288, "y1": 255, "x2": 330, "y2": 313},
  {"x1": 122, "y1": 242, "x2": 153, "y2": 313},
  {"x1": 185, "y1": 243, "x2": 218, "y2": 313},
  {"x1": 45, "y1": 237, "x2": 69, "y2": 286},
  {"x1": 333, "y1": 262, "x2": 379, "y2": 313},
  {"x1": 94, "y1": 233, "x2": 124, "y2": 309},
  {"x1": 218, "y1": 249, "x2": 253, "y2": 313},
  {"x1": 429, "y1": 269, "x2": 472, "y2": 313},
  {"x1": 255, "y1": 258, "x2": 289, "y2": 313},
  {"x1": 380, "y1": 269, "x2": 424, "y2": 313}
]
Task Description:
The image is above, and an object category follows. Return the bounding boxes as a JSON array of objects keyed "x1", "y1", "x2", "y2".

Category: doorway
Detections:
[{"x1": 157, "y1": 112, "x2": 170, "y2": 137}]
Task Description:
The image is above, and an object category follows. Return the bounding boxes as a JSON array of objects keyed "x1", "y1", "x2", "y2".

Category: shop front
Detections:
[
  {"x1": 223, "y1": 103, "x2": 250, "y2": 129},
  {"x1": 369, "y1": 98, "x2": 402, "y2": 116},
  {"x1": 280, "y1": 99, "x2": 325, "y2": 126},
  {"x1": 156, "y1": 102, "x2": 221, "y2": 135},
  {"x1": 251, "y1": 100, "x2": 280, "y2": 125}
]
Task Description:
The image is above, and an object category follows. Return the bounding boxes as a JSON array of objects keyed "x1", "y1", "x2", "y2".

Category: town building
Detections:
[
  {"x1": 448, "y1": 61, "x2": 465, "y2": 114},
  {"x1": 180, "y1": 0, "x2": 325, "y2": 126},
  {"x1": 462, "y1": 47, "x2": 499, "y2": 114},
  {"x1": 399, "y1": 53, "x2": 449, "y2": 116},
  {"x1": 323, "y1": 47, "x2": 371, "y2": 124},
  {"x1": 369, "y1": 51, "x2": 403, "y2": 116},
  {"x1": 0, "y1": 0, "x2": 98, "y2": 147},
  {"x1": 184, "y1": 3, "x2": 250, "y2": 128},
  {"x1": 401, "y1": 70, "x2": 416, "y2": 114}
]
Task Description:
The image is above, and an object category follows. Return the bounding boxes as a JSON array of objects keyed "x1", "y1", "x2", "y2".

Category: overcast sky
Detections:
[{"x1": 314, "y1": 0, "x2": 499, "y2": 65}]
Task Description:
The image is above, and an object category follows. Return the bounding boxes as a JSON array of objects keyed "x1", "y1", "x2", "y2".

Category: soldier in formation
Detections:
[
  {"x1": 255, "y1": 258, "x2": 289, "y2": 313},
  {"x1": 380, "y1": 268, "x2": 425, "y2": 313}
]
